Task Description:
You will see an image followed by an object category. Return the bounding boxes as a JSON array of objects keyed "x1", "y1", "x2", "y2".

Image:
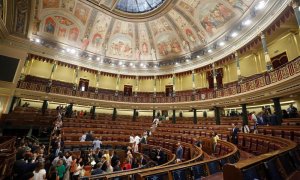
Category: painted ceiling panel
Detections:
[{"x1": 32, "y1": 0, "x2": 260, "y2": 62}]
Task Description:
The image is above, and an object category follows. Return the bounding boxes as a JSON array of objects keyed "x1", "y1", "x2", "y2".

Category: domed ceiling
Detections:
[
  {"x1": 27, "y1": 0, "x2": 288, "y2": 74},
  {"x1": 30, "y1": 0, "x2": 254, "y2": 60}
]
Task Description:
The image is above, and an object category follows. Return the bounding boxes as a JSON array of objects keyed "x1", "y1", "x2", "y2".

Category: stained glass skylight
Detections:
[{"x1": 116, "y1": 0, "x2": 165, "y2": 13}]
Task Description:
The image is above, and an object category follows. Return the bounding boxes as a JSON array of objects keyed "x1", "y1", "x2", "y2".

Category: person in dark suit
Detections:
[
  {"x1": 110, "y1": 150, "x2": 119, "y2": 167},
  {"x1": 231, "y1": 124, "x2": 239, "y2": 145},
  {"x1": 156, "y1": 148, "x2": 165, "y2": 165},
  {"x1": 176, "y1": 142, "x2": 183, "y2": 163},
  {"x1": 85, "y1": 131, "x2": 94, "y2": 141}
]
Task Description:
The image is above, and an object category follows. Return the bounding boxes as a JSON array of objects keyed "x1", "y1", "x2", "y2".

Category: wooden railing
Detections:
[
  {"x1": 17, "y1": 57, "x2": 300, "y2": 103},
  {"x1": 0, "y1": 136, "x2": 16, "y2": 180}
]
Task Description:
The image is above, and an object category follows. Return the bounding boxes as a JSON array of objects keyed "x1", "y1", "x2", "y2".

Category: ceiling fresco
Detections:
[{"x1": 30, "y1": 0, "x2": 257, "y2": 62}]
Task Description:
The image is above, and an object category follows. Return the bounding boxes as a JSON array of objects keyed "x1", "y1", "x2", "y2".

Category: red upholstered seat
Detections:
[
  {"x1": 265, "y1": 129, "x2": 273, "y2": 136},
  {"x1": 258, "y1": 129, "x2": 265, "y2": 135},
  {"x1": 283, "y1": 131, "x2": 293, "y2": 140},
  {"x1": 273, "y1": 130, "x2": 282, "y2": 138},
  {"x1": 242, "y1": 137, "x2": 251, "y2": 151},
  {"x1": 237, "y1": 136, "x2": 244, "y2": 148},
  {"x1": 293, "y1": 131, "x2": 300, "y2": 144},
  {"x1": 250, "y1": 138, "x2": 258, "y2": 153}
]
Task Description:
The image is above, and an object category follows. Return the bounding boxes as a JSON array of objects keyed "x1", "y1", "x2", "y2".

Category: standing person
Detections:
[
  {"x1": 139, "y1": 155, "x2": 147, "y2": 167},
  {"x1": 176, "y1": 142, "x2": 183, "y2": 163},
  {"x1": 133, "y1": 142, "x2": 139, "y2": 153},
  {"x1": 231, "y1": 124, "x2": 239, "y2": 145},
  {"x1": 287, "y1": 103, "x2": 298, "y2": 118},
  {"x1": 153, "y1": 117, "x2": 159, "y2": 126},
  {"x1": 241, "y1": 123, "x2": 250, "y2": 133},
  {"x1": 56, "y1": 160, "x2": 66, "y2": 180},
  {"x1": 33, "y1": 162, "x2": 46, "y2": 180},
  {"x1": 211, "y1": 132, "x2": 220, "y2": 154},
  {"x1": 113, "y1": 160, "x2": 122, "y2": 172},
  {"x1": 121, "y1": 159, "x2": 132, "y2": 170},
  {"x1": 85, "y1": 131, "x2": 94, "y2": 141},
  {"x1": 47, "y1": 166, "x2": 59, "y2": 180},
  {"x1": 79, "y1": 132, "x2": 87, "y2": 142},
  {"x1": 103, "y1": 150, "x2": 111, "y2": 163},
  {"x1": 129, "y1": 134, "x2": 135, "y2": 144},
  {"x1": 110, "y1": 151, "x2": 119, "y2": 167},
  {"x1": 251, "y1": 112, "x2": 258, "y2": 130},
  {"x1": 92, "y1": 137, "x2": 102, "y2": 150}
]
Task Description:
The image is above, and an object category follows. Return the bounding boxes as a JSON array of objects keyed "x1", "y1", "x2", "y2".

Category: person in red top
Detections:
[{"x1": 121, "y1": 158, "x2": 132, "y2": 170}]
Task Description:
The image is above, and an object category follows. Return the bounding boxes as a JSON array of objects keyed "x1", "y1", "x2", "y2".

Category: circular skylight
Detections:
[{"x1": 116, "y1": 0, "x2": 165, "y2": 13}]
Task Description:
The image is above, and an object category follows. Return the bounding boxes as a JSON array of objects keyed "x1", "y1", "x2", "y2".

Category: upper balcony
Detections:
[{"x1": 15, "y1": 57, "x2": 300, "y2": 109}]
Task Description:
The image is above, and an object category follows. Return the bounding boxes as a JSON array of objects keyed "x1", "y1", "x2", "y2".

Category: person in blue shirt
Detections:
[{"x1": 176, "y1": 142, "x2": 183, "y2": 163}]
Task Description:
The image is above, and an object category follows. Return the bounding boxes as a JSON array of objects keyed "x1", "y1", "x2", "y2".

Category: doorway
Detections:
[
  {"x1": 165, "y1": 85, "x2": 173, "y2": 97},
  {"x1": 79, "y1": 78, "x2": 89, "y2": 92},
  {"x1": 124, "y1": 85, "x2": 133, "y2": 96}
]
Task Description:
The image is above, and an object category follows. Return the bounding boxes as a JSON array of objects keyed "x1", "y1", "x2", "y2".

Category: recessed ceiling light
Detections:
[
  {"x1": 197, "y1": 55, "x2": 200, "y2": 58},
  {"x1": 175, "y1": 62, "x2": 179, "y2": 65},
  {"x1": 231, "y1": 32, "x2": 238, "y2": 37},
  {"x1": 255, "y1": 1, "x2": 266, "y2": 10},
  {"x1": 35, "y1": 39, "x2": 41, "y2": 43},
  {"x1": 119, "y1": 62, "x2": 123, "y2": 65},
  {"x1": 243, "y1": 19, "x2": 252, "y2": 26},
  {"x1": 219, "y1": 42, "x2": 225, "y2": 46},
  {"x1": 130, "y1": 63, "x2": 133, "y2": 66},
  {"x1": 66, "y1": 48, "x2": 71, "y2": 52},
  {"x1": 140, "y1": 63, "x2": 144, "y2": 67},
  {"x1": 96, "y1": 57, "x2": 100, "y2": 61},
  {"x1": 70, "y1": 49, "x2": 76, "y2": 54},
  {"x1": 208, "y1": 49, "x2": 212, "y2": 53},
  {"x1": 88, "y1": 57, "x2": 92, "y2": 60}
]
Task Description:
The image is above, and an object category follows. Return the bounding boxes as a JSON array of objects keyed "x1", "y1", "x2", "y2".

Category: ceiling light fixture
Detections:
[
  {"x1": 231, "y1": 32, "x2": 238, "y2": 38},
  {"x1": 35, "y1": 39, "x2": 41, "y2": 43},
  {"x1": 208, "y1": 49, "x2": 212, "y2": 53},
  {"x1": 219, "y1": 42, "x2": 225, "y2": 46},
  {"x1": 243, "y1": 19, "x2": 252, "y2": 26},
  {"x1": 70, "y1": 49, "x2": 76, "y2": 54},
  {"x1": 255, "y1": 1, "x2": 266, "y2": 10},
  {"x1": 96, "y1": 57, "x2": 100, "y2": 61}
]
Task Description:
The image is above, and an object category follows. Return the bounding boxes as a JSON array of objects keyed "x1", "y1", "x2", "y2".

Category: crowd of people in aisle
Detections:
[{"x1": 12, "y1": 105, "x2": 152, "y2": 180}]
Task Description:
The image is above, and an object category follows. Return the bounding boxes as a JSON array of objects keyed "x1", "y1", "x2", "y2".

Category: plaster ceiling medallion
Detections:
[{"x1": 27, "y1": 0, "x2": 285, "y2": 74}]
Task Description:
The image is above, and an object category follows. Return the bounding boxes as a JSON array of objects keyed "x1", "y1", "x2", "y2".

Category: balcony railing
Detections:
[{"x1": 17, "y1": 57, "x2": 300, "y2": 103}]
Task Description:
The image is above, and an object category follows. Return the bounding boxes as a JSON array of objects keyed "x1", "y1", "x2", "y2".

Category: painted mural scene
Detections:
[{"x1": 1, "y1": 0, "x2": 300, "y2": 180}]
